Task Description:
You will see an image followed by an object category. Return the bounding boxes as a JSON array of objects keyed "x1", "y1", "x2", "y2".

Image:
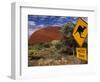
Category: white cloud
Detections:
[
  {"x1": 59, "y1": 16, "x2": 66, "y2": 19},
  {"x1": 37, "y1": 24, "x2": 45, "y2": 27},
  {"x1": 53, "y1": 24, "x2": 63, "y2": 26},
  {"x1": 28, "y1": 21, "x2": 36, "y2": 26}
]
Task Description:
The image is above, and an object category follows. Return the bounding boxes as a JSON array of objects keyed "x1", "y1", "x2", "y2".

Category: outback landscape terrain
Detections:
[{"x1": 28, "y1": 16, "x2": 88, "y2": 66}]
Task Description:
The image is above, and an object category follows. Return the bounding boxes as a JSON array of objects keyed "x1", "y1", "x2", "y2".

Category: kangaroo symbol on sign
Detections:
[{"x1": 74, "y1": 25, "x2": 86, "y2": 38}]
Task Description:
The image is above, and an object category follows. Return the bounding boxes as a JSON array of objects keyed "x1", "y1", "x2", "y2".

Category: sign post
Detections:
[{"x1": 73, "y1": 17, "x2": 88, "y2": 62}]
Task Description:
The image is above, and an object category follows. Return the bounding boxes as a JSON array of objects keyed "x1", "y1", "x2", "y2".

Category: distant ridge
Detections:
[{"x1": 28, "y1": 26, "x2": 65, "y2": 45}]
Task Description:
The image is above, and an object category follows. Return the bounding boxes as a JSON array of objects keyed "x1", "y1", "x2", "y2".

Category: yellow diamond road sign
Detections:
[{"x1": 73, "y1": 18, "x2": 88, "y2": 47}]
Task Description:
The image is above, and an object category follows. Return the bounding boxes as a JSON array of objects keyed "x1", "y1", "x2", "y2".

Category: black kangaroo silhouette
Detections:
[{"x1": 74, "y1": 25, "x2": 86, "y2": 38}]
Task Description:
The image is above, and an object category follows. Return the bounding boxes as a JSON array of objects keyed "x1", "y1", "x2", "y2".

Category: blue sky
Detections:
[{"x1": 28, "y1": 15, "x2": 88, "y2": 37}]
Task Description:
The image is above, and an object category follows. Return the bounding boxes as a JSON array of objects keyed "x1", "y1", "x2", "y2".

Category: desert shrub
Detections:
[
  {"x1": 43, "y1": 42, "x2": 51, "y2": 48},
  {"x1": 60, "y1": 22, "x2": 75, "y2": 37},
  {"x1": 55, "y1": 42, "x2": 62, "y2": 50}
]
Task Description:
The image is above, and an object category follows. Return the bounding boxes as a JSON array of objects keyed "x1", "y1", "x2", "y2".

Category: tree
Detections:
[{"x1": 60, "y1": 22, "x2": 77, "y2": 55}]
